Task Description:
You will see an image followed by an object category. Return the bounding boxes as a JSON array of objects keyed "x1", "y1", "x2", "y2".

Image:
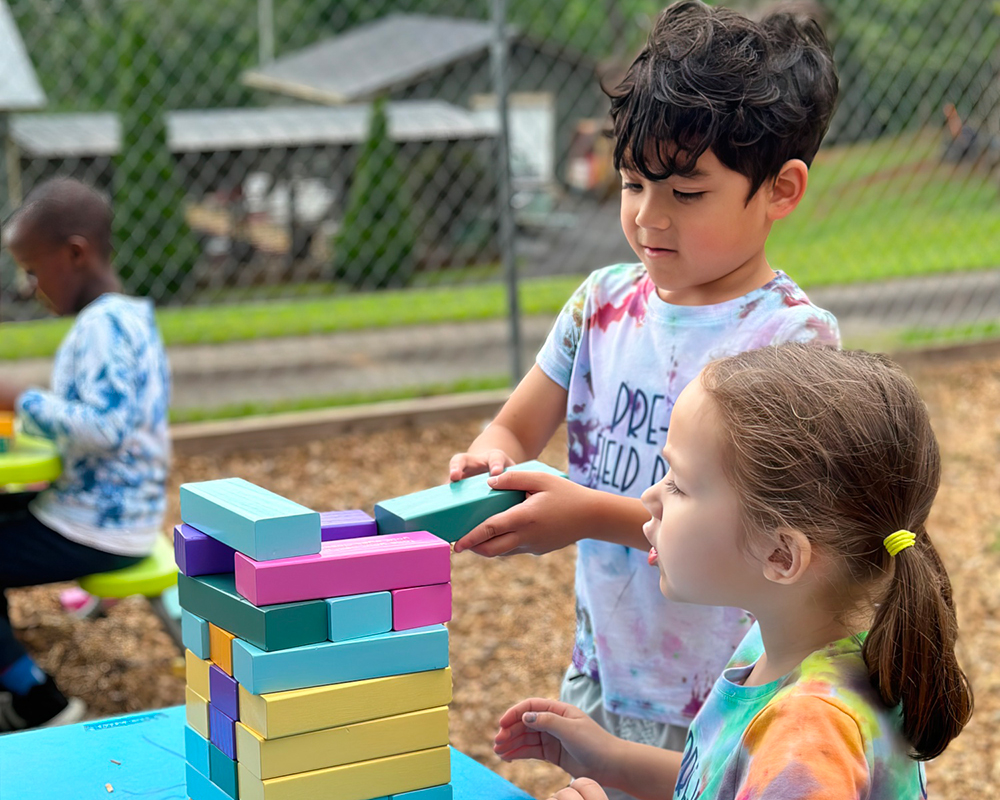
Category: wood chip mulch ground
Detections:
[{"x1": 7, "y1": 353, "x2": 999, "y2": 798}]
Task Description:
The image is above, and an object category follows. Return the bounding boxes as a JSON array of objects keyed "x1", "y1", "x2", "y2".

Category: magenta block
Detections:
[
  {"x1": 208, "y1": 704, "x2": 236, "y2": 760},
  {"x1": 320, "y1": 509, "x2": 377, "y2": 542},
  {"x1": 174, "y1": 524, "x2": 236, "y2": 576},
  {"x1": 234, "y1": 531, "x2": 450, "y2": 606},
  {"x1": 392, "y1": 583, "x2": 452, "y2": 631},
  {"x1": 208, "y1": 664, "x2": 239, "y2": 721}
]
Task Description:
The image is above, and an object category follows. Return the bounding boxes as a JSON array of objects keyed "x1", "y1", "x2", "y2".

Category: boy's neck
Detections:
[
  {"x1": 655, "y1": 252, "x2": 776, "y2": 306},
  {"x1": 75, "y1": 270, "x2": 122, "y2": 313}
]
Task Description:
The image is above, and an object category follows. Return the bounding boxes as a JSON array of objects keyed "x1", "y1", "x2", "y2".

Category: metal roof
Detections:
[
  {"x1": 10, "y1": 101, "x2": 498, "y2": 158},
  {"x1": 0, "y1": 0, "x2": 46, "y2": 111},
  {"x1": 242, "y1": 14, "x2": 509, "y2": 105}
]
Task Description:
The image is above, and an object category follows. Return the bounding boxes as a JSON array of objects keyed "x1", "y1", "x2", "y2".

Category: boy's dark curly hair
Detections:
[{"x1": 609, "y1": 0, "x2": 839, "y2": 200}]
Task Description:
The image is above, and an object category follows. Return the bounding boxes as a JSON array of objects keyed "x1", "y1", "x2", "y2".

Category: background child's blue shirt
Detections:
[
  {"x1": 536, "y1": 263, "x2": 840, "y2": 726},
  {"x1": 16, "y1": 293, "x2": 171, "y2": 556},
  {"x1": 674, "y1": 623, "x2": 925, "y2": 799}
]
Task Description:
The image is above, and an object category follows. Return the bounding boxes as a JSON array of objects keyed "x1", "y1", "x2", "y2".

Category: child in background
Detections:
[
  {"x1": 495, "y1": 344, "x2": 973, "y2": 800},
  {"x1": 0, "y1": 177, "x2": 171, "y2": 731},
  {"x1": 449, "y1": 1, "x2": 840, "y2": 784}
]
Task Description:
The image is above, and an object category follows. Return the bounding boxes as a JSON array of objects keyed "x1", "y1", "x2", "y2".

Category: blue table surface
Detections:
[{"x1": 0, "y1": 704, "x2": 532, "y2": 800}]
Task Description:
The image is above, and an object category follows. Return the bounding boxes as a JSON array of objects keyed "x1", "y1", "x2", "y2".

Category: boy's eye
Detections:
[
  {"x1": 673, "y1": 190, "x2": 704, "y2": 202},
  {"x1": 622, "y1": 182, "x2": 642, "y2": 192}
]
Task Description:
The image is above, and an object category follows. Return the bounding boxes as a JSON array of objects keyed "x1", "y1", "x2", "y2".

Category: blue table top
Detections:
[{"x1": 0, "y1": 704, "x2": 531, "y2": 800}]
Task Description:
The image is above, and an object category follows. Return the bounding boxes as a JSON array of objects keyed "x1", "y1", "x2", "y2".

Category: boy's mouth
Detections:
[{"x1": 643, "y1": 246, "x2": 676, "y2": 258}]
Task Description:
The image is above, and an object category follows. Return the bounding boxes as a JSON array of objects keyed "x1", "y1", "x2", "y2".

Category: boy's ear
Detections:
[
  {"x1": 765, "y1": 159, "x2": 809, "y2": 221},
  {"x1": 66, "y1": 234, "x2": 91, "y2": 267},
  {"x1": 761, "y1": 528, "x2": 812, "y2": 585}
]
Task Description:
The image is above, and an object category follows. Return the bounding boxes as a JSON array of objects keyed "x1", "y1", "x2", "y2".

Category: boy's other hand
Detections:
[
  {"x1": 547, "y1": 779, "x2": 610, "y2": 800},
  {"x1": 495, "y1": 697, "x2": 617, "y2": 790},
  {"x1": 453, "y1": 471, "x2": 590, "y2": 556},
  {"x1": 448, "y1": 449, "x2": 515, "y2": 482}
]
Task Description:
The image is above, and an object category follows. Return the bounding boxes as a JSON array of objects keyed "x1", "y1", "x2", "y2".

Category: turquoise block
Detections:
[
  {"x1": 179, "y1": 478, "x2": 321, "y2": 561},
  {"x1": 326, "y1": 591, "x2": 392, "y2": 641},
  {"x1": 187, "y1": 761, "x2": 232, "y2": 800},
  {"x1": 233, "y1": 624, "x2": 449, "y2": 695},
  {"x1": 209, "y1": 743, "x2": 239, "y2": 799},
  {"x1": 185, "y1": 724, "x2": 211, "y2": 777},
  {"x1": 177, "y1": 573, "x2": 327, "y2": 652},
  {"x1": 182, "y1": 609, "x2": 212, "y2": 659},
  {"x1": 393, "y1": 784, "x2": 453, "y2": 799},
  {"x1": 374, "y1": 460, "x2": 567, "y2": 542}
]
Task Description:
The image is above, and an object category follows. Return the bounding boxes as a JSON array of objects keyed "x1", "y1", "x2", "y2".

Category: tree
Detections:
[{"x1": 332, "y1": 96, "x2": 419, "y2": 289}]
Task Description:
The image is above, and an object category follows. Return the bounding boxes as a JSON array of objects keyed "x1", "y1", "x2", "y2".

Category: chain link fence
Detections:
[{"x1": 1, "y1": 0, "x2": 998, "y2": 415}]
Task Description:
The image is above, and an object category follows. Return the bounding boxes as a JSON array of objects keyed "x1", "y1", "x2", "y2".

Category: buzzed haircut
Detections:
[{"x1": 5, "y1": 177, "x2": 114, "y2": 258}]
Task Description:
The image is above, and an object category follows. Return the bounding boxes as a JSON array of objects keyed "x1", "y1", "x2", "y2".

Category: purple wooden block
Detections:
[
  {"x1": 174, "y1": 523, "x2": 237, "y2": 576},
  {"x1": 208, "y1": 704, "x2": 237, "y2": 760},
  {"x1": 319, "y1": 510, "x2": 377, "y2": 542},
  {"x1": 209, "y1": 664, "x2": 239, "y2": 721}
]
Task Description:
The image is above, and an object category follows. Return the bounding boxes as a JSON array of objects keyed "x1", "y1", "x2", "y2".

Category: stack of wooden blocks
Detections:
[
  {"x1": 177, "y1": 478, "x2": 453, "y2": 800},
  {"x1": 0, "y1": 411, "x2": 14, "y2": 452}
]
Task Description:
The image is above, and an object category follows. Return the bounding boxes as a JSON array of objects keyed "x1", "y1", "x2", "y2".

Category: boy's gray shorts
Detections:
[{"x1": 559, "y1": 666, "x2": 688, "y2": 800}]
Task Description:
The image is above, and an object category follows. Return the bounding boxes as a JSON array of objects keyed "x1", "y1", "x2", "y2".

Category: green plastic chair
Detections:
[{"x1": 78, "y1": 535, "x2": 182, "y2": 649}]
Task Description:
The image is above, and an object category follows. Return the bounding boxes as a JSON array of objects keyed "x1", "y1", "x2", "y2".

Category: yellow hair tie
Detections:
[{"x1": 884, "y1": 530, "x2": 916, "y2": 557}]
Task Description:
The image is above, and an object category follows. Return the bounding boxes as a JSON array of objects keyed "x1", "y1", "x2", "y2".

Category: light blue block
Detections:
[
  {"x1": 182, "y1": 609, "x2": 212, "y2": 659},
  {"x1": 326, "y1": 591, "x2": 392, "y2": 641},
  {"x1": 233, "y1": 624, "x2": 449, "y2": 695},
  {"x1": 393, "y1": 784, "x2": 453, "y2": 799},
  {"x1": 187, "y1": 761, "x2": 233, "y2": 800},
  {"x1": 374, "y1": 460, "x2": 567, "y2": 542},
  {"x1": 184, "y1": 724, "x2": 211, "y2": 777},
  {"x1": 179, "y1": 478, "x2": 321, "y2": 562}
]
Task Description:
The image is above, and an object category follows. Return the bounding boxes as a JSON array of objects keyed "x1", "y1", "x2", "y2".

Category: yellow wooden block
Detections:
[
  {"x1": 185, "y1": 685, "x2": 209, "y2": 739},
  {"x1": 0, "y1": 413, "x2": 14, "y2": 437},
  {"x1": 185, "y1": 649, "x2": 212, "y2": 700},
  {"x1": 237, "y1": 705, "x2": 448, "y2": 779},
  {"x1": 238, "y1": 745, "x2": 449, "y2": 800},
  {"x1": 240, "y1": 666, "x2": 451, "y2": 739},
  {"x1": 209, "y1": 622, "x2": 236, "y2": 675}
]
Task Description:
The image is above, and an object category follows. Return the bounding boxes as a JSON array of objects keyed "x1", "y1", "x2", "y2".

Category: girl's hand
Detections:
[
  {"x1": 494, "y1": 698, "x2": 619, "y2": 787},
  {"x1": 448, "y1": 448, "x2": 516, "y2": 481},
  {"x1": 548, "y1": 778, "x2": 610, "y2": 800}
]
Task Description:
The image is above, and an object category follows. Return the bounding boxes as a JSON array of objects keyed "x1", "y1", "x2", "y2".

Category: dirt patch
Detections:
[{"x1": 8, "y1": 355, "x2": 999, "y2": 797}]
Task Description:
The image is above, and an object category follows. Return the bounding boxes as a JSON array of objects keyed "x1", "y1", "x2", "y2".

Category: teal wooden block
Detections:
[
  {"x1": 187, "y1": 761, "x2": 233, "y2": 800},
  {"x1": 177, "y1": 573, "x2": 328, "y2": 652},
  {"x1": 209, "y1": 742, "x2": 239, "y2": 799},
  {"x1": 326, "y1": 592, "x2": 392, "y2": 641},
  {"x1": 393, "y1": 784, "x2": 453, "y2": 799},
  {"x1": 233, "y1": 624, "x2": 449, "y2": 695},
  {"x1": 183, "y1": 609, "x2": 212, "y2": 659},
  {"x1": 180, "y1": 478, "x2": 321, "y2": 562},
  {"x1": 185, "y1": 724, "x2": 211, "y2": 777},
  {"x1": 374, "y1": 460, "x2": 567, "y2": 542}
]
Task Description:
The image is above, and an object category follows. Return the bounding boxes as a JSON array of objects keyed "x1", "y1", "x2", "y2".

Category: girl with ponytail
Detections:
[{"x1": 494, "y1": 344, "x2": 973, "y2": 800}]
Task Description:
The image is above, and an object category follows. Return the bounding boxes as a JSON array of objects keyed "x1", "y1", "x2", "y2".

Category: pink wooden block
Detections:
[
  {"x1": 391, "y1": 583, "x2": 452, "y2": 631},
  {"x1": 234, "y1": 531, "x2": 451, "y2": 606}
]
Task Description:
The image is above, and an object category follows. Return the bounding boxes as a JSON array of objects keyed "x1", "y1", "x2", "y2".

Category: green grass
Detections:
[
  {"x1": 169, "y1": 375, "x2": 511, "y2": 424},
  {"x1": 4, "y1": 129, "x2": 999, "y2": 362}
]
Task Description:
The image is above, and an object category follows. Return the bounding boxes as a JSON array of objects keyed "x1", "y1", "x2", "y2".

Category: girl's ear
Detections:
[
  {"x1": 765, "y1": 159, "x2": 809, "y2": 222},
  {"x1": 761, "y1": 528, "x2": 812, "y2": 585}
]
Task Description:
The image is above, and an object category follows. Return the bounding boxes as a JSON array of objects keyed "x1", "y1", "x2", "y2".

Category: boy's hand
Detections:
[
  {"x1": 494, "y1": 697, "x2": 618, "y2": 788},
  {"x1": 448, "y1": 449, "x2": 515, "y2": 481},
  {"x1": 453, "y1": 470, "x2": 591, "y2": 556},
  {"x1": 547, "y1": 779, "x2": 609, "y2": 800},
  {"x1": 0, "y1": 379, "x2": 24, "y2": 412}
]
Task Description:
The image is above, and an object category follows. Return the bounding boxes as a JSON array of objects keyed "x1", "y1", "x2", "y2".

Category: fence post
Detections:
[{"x1": 490, "y1": 0, "x2": 524, "y2": 385}]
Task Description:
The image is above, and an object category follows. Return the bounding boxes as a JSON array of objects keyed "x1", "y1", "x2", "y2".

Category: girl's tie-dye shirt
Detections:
[
  {"x1": 674, "y1": 624, "x2": 925, "y2": 799},
  {"x1": 17, "y1": 293, "x2": 171, "y2": 557},
  {"x1": 536, "y1": 263, "x2": 839, "y2": 726}
]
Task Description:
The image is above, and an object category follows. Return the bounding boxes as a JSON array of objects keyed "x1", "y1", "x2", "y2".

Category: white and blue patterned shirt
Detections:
[{"x1": 17, "y1": 293, "x2": 171, "y2": 556}]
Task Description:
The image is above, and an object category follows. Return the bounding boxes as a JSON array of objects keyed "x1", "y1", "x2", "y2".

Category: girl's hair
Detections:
[{"x1": 701, "y1": 343, "x2": 973, "y2": 761}]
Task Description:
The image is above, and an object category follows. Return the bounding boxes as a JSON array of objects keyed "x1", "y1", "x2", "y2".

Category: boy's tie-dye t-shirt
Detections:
[
  {"x1": 674, "y1": 624, "x2": 925, "y2": 799},
  {"x1": 17, "y1": 293, "x2": 171, "y2": 557},
  {"x1": 535, "y1": 263, "x2": 840, "y2": 726}
]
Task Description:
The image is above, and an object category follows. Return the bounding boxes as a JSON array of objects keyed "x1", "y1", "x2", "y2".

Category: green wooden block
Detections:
[
  {"x1": 177, "y1": 572, "x2": 328, "y2": 652},
  {"x1": 373, "y1": 460, "x2": 567, "y2": 543}
]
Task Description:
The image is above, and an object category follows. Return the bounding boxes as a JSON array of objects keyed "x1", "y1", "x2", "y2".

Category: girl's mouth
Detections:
[{"x1": 648, "y1": 547, "x2": 659, "y2": 566}]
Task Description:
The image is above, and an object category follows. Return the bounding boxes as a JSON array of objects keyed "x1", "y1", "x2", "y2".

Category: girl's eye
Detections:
[
  {"x1": 664, "y1": 478, "x2": 683, "y2": 495},
  {"x1": 673, "y1": 190, "x2": 704, "y2": 202}
]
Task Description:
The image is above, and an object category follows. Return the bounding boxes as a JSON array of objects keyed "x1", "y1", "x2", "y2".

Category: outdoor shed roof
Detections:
[
  {"x1": 11, "y1": 100, "x2": 498, "y2": 159},
  {"x1": 242, "y1": 13, "x2": 514, "y2": 105},
  {"x1": 0, "y1": 0, "x2": 46, "y2": 111}
]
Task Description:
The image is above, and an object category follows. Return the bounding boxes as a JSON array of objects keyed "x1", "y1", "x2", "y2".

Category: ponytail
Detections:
[{"x1": 863, "y1": 531, "x2": 973, "y2": 760}]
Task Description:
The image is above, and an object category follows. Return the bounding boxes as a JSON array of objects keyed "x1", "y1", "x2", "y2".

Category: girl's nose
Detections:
[
  {"x1": 640, "y1": 483, "x2": 660, "y2": 515},
  {"x1": 635, "y1": 196, "x2": 670, "y2": 231}
]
